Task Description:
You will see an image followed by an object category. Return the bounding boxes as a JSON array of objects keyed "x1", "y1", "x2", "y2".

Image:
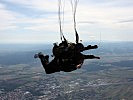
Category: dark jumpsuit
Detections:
[{"x1": 38, "y1": 42, "x2": 100, "y2": 74}]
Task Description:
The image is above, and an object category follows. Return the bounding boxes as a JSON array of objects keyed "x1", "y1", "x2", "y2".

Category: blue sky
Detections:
[{"x1": 0, "y1": 0, "x2": 133, "y2": 43}]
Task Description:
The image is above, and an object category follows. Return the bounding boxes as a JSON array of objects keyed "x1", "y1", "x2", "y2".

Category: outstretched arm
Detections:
[
  {"x1": 83, "y1": 54, "x2": 100, "y2": 59},
  {"x1": 83, "y1": 45, "x2": 98, "y2": 51}
]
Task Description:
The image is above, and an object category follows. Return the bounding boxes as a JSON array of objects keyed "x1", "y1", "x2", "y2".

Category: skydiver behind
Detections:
[
  {"x1": 52, "y1": 41, "x2": 99, "y2": 59},
  {"x1": 52, "y1": 40, "x2": 69, "y2": 58}
]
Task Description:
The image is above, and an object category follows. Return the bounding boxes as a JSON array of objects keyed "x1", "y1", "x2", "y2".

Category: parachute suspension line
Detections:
[
  {"x1": 58, "y1": 0, "x2": 63, "y2": 41},
  {"x1": 70, "y1": 0, "x2": 79, "y2": 43},
  {"x1": 58, "y1": 0, "x2": 66, "y2": 42}
]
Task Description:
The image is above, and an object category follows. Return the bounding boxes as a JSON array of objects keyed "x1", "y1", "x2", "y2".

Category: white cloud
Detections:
[
  {"x1": 4, "y1": 0, "x2": 58, "y2": 12},
  {"x1": 0, "y1": 0, "x2": 133, "y2": 42},
  {"x1": 0, "y1": 3, "x2": 17, "y2": 30}
]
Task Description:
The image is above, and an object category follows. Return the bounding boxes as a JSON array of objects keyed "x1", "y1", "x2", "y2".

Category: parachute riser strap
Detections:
[
  {"x1": 70, "y1": 0, "x2": 79, "y2": 43},
  {"x1": 58, "y1": 0, "x2": 63, "y2": 41},
  {"x1": 58, "y1": 0, "x2": 66, "y2": 42}
]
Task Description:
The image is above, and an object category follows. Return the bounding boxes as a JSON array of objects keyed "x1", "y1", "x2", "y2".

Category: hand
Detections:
[{"x1": 96, "y1": 57, "x2": 100, "y2": 59}]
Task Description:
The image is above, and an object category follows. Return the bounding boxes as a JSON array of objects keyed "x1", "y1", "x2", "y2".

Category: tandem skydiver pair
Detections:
[{"x1": 34, "y1": 40, "x2": 100, "y2": 74}]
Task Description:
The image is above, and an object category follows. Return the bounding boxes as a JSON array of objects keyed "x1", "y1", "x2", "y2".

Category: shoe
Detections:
[
  {"x1": 34, "y1": 54, "x2": 39, "y2": 58},
  {"x1": 34, "y1": 52, "x2": 44, "y2": 58}
]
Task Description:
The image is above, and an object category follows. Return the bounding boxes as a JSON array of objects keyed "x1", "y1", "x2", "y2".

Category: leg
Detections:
[
  {"x1": 83, "y1": 54, "x2": 100, "y2": 59},
  {"x1": 43, "y1": 58, "x2": 60, "y2": 74},
  {"x1": 34, "y1": 53, "x2": 60, "y2": 74}
]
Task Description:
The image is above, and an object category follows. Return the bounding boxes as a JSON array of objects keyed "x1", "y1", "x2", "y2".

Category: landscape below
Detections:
[{"x1": 0, "y1": 42, "x2": 133, "y2": 100}]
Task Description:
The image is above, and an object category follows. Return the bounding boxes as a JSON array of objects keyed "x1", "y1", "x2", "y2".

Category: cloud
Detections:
[
  {"x1": 3, "y1": 0, "x2": 58, "y2": 12},
  {"x1": 78, "y1": 21, "x2": 97, "y2": 24},
  {"x1": 0, "y1": 3, "x2": 17, "y2": 30},
  {"x1": 0, "y1": 0, "x2": 133, "y2": 42},
  {"x1": 117, "y1": 19, "x2": 133, "y2": 23}
]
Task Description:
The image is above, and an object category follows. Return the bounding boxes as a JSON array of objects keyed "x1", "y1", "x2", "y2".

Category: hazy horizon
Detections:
[{"x1": 0, "y1": 40, "x2": 133, "y2": 44}]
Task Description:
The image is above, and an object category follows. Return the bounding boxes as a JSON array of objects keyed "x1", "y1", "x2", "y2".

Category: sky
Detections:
[{"x1": 0, "y1": 0, "x2": 133, "y2": 44}]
